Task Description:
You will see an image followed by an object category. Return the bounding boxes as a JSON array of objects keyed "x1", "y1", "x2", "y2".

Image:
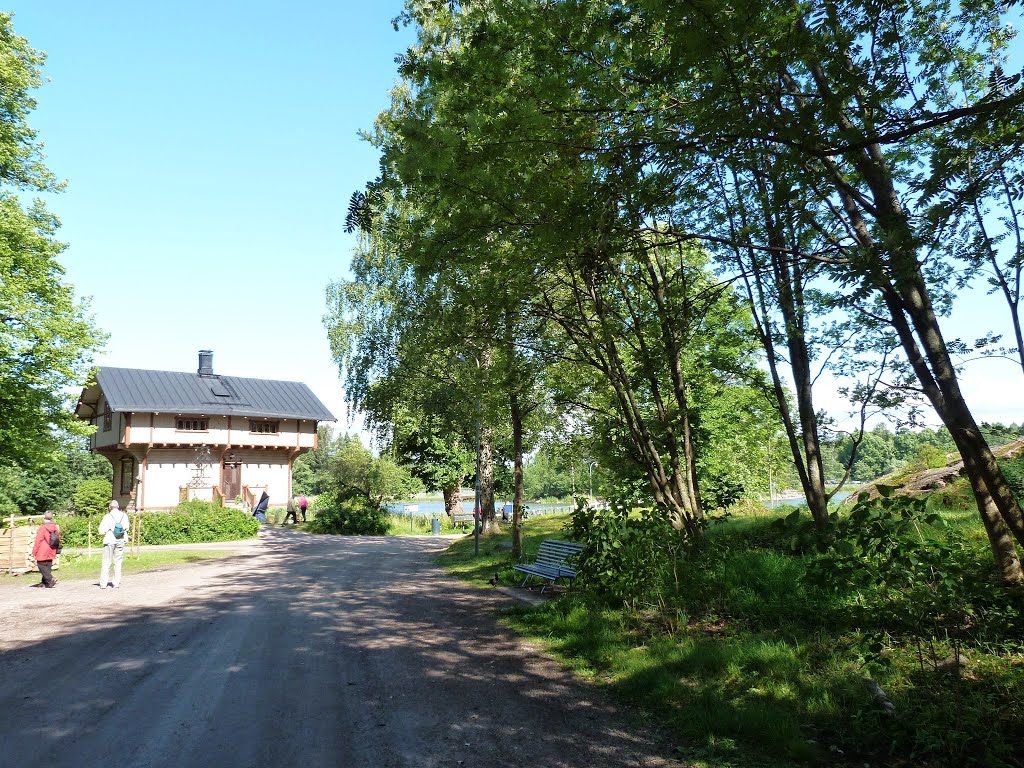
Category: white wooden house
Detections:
[{"x1": 74, "y1": 350, "x2": 335, "y2": 511}]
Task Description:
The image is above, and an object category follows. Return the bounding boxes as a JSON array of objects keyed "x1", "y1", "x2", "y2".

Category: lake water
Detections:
[
  {"x1": 765, "y1": 491, "x2": 852, "y2": 508},
  {"x1": 387, "y1": 500, "x2": 573, "y2": 517},
  {"x1": 389, "y1": 491, "x2": 852, "y2": 518}
]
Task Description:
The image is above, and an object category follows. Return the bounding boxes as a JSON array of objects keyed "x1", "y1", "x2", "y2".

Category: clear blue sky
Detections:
[
  {"x1": 9, "y1": 1, "x2": 414, "y2": 437},
  {"x1": 8, "y1": 2, "x2": 1024, "y2": 436}
]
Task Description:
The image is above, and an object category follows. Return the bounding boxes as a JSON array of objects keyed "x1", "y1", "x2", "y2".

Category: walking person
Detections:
[
  {"x1": 298, "y1": 494, "x2": 308, "y2": 522},
  {"x1": 32, "y1": 511, "x2": 61, "y2": 588},
  {"x1": 283, "y1": 496, "x2": 299, "y2": 525},
  {"x1": 99, "y1": 500, "x2": 130, "y2": 589}
]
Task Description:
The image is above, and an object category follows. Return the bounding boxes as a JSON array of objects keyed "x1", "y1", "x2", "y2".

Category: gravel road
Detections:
[{"x1": 0, "y1": 527, "x2": 679, "y2": 768}]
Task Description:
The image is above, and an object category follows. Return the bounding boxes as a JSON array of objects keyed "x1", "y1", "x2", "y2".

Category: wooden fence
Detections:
[{"x1": 2, "y1": 513, "x2": 51, "y2": 575}]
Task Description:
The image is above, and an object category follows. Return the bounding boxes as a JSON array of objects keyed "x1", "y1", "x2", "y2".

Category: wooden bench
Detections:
[{"x1": 513, "y1": 540, "x2": 583, "y2": 593}]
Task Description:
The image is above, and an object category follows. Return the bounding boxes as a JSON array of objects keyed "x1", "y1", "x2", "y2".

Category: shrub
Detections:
[
  {"x1": 307, "y1": 496, "x2": 388, "y2": 535},
  {"x1": 139, "y1": 505, "x2": 258, "y2": 544},
  {"x1": 73, "y1": 478, "x2": 112, "y2": 517},
  {"x1": 568, "y1": 499, "x2": 683, "y2": 608},
  {"x1": 998, "y1": 455, "x2": 1024, "y2": 503},
  {"x1": 53, "y1": 513, "x2": 94, "y2": 548}
]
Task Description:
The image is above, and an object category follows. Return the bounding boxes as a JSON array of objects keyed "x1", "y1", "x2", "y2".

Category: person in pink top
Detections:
[
  {"x1": 298, "y1": 495, "x2": 308, "y2": 522},
  {"x1": 31, "y1": 511, "x2": 61, "y2": 588}
]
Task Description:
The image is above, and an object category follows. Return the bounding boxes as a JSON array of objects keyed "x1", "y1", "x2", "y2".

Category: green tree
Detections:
[
  {"x1": 0, "y1": 13, "x2": 105, "y2": 470},
  {"x1": 840, "y1": 429, "x2": 897, "y2": 482},
  {"x1": 73, "y1": 478, "x2": 112, "y2": 518},
  {"x1": 524, "y1": 448, "x2": 573, "y2": 500},
  {"x1": 330, "y1": 435, "x2": 422, "y2": 509},
  {"x1": 292, "y1": 424, "x2": 340, "y2": 495}
]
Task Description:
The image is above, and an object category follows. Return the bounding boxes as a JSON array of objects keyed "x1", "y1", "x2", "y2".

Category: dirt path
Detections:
[{"x1": 0, "y1": 528, "x2": 679, "y2": 767}]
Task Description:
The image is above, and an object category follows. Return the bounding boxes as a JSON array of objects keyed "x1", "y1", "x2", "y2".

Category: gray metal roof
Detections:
[{"x1": 79, "y1": 367, "x2": 336, "y2": 422}]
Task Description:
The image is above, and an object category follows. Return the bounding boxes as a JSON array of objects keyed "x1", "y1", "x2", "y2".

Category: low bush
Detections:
[
  {"x1": 140, "y1": 503, "x2": 258, "y2": 544},
  {"x1": 56, "y1": 503, "x2": 258, "y2": 547},
  {"x1": 568, "y1": 499, "x2": 683, "y2": 609},
  {"x1": 998, "y1": 454, "x2": 1024, "y2": 504},
  {"x1": 306, "y1": 496, "x2": 388, "y2": 535},
  {"x1": 54, "y1": 514, "x2": 94, "y2": 548}
]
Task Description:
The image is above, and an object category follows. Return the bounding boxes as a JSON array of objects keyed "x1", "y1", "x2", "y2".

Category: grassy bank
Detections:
[{"x1": 438, "y1": 500, "x2": 1024, "y2": 768}]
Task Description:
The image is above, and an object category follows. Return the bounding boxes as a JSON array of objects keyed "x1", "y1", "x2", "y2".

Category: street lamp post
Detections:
[{"x1": 473, "y1": 396, "x2": 481, "y2": 557}]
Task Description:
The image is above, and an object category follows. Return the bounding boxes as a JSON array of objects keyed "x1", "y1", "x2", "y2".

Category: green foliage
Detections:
[
  {"x1": 523, "y1": 447, "x2": 574, "y2": 500},
  {"x1": 72, "y1": 478, "x2": 112, "y2": 517},
  {"x1": 50, "y1": 512, "x2": 92, "y2": 547},
  {"x1": 996, "y1": 454, "x2": 1024, "y2": 503},
  {"x1": 292, "y1": 424, "x2": 340, "y2": 496},
  {"x1": 0, "y1": 441, "x2": 112, "y2": 516},
  {"x1": 480, "y1": 503, "x2": 1023, "y2": 767},
  {"x1": 306, "y1": 496, "x2": 387, "y2": 535},
  {"x1": 0, "y1": 16, "x2": 106, "y2": 471},
  {"x1": 567, "y1": 499, "x2": 684, "y2": 608},
  {"x1": 136, "y1": 505, "x2": 258, "y2": 545},
  {"x1": 768, "y1": 506, "x2": 829, "y2": 555},
  {"x1": 290, "y1": 459, "x2": 316, "y2": 497},
  {"x1": 911, "y1": 443, "x2": 951, "y2": 471},
  {"x1": 329, "y1": 435, "x2": 422, "y2": 508},
  {"x1": 836, "y1": 429, "x2": 898, "y2": 481},
  {"x1": 804, "y1": 491, "x2": 1015, "y2": 658},
  {"x1": 53, "y1": 504, "x2": 258, "y2": 547},
  {"x1": 0, "y1": 463, "x2": 43, "y2": 515},
  {"x1": 721, "y1": 549, "x2": 820, "y2": 626}
]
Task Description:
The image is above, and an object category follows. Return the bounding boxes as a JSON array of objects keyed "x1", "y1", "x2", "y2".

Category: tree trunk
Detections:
[
  {"x1": 798, "y1": 47, "x2": 1024, "y2": 584},
  {"x1": 479, "y1": 423, "x2": 496, "y2": 532},
  {"x1": 442, "y1": 485, "x2": 462, "y2": 523},
  {"x1": 823, "y1": 141, "x2": 1024, "y2": 583}
]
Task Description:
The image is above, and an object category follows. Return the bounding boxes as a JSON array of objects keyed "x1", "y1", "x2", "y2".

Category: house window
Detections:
[
  {"x1": 249, "y1": 420, "x2": 279, "y2": 434},
  {"x1": 176, "y1": 418, "x2": 208, "y2": 431},
  {"x1": 120, "y1": 456, "x2": 134, "y2": 495},
  {"x1": 103, "y1": 404, "x2": 112, "y2": 432}
]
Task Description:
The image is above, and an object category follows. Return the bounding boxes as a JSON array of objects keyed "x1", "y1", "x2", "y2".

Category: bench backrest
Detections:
[{"x1": 534, "y1": 540, "x2": 583, "y2": 569}]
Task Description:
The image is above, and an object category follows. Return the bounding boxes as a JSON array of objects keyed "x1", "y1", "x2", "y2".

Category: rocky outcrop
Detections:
[{"x1": 855, "y1": 437, "x2": 1024, "y2": 501}]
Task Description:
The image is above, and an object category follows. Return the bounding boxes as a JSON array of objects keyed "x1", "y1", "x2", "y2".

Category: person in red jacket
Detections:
[{"x1": 32, "y1": 511, "x2": 60, "y2": 588}]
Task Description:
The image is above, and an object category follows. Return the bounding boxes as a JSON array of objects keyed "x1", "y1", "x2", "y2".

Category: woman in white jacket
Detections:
[{"x1": 98, "y1": 500, "x2": 130, "y2": 589}]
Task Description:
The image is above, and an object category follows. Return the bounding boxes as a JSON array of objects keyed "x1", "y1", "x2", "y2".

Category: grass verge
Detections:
[
  {"x1": 437, "y1": 507, "x2": 1024, "y2": 768},
  {"x1": 2, "y1": 549, "x2": 236, "y2": 585}
]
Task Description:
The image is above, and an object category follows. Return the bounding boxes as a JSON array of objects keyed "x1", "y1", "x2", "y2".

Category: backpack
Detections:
[
  {"x1": 48, "y1": 528, "x2": 61, "y2": 551},
  {"x1": 113, "y1": 514, "x2": 126, "y2": 539}
]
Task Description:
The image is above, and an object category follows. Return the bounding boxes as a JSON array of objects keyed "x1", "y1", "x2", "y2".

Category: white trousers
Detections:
[{"x1": 100, "y1": 542, "x2": 125, "y2": 587}]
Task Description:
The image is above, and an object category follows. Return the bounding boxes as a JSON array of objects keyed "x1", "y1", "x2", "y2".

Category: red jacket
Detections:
[{"x1": 32, "y1": 522, "x2": 60, "y2": 562}]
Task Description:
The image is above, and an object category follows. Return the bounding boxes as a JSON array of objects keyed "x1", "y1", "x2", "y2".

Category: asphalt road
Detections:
[{"x1": 0, "y1": 527, "x2": 677, "y2": 768}]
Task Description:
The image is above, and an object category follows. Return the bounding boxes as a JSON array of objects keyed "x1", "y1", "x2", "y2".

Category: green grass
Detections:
[
  {"x1": 3, "y1": 549, "x2": 236, "y2": 585},
  {"x1": 384, "y1": 512, "x2": 473, "y2": 536},
  {"x1": 437, "y1": 506, "x2": 1024, "y2": 768}
]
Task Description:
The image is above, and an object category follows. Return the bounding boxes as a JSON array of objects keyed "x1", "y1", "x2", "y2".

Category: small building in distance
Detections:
[{"x1": 74, "y1": 350, "x2": 335, "y2": 511}]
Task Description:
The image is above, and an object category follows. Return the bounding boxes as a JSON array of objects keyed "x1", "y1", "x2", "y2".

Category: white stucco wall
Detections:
[
  {"x1": 125, "y1": 414, "x2": 316, "y2": 450},
  {"x1": 129, "y1": 447, "x2": 295, "y2": 511}
]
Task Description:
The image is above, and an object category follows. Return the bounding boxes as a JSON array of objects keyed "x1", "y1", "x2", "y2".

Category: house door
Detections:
[{"x1": 222, "y1": 462, "x2": 241, "y2": 501}]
